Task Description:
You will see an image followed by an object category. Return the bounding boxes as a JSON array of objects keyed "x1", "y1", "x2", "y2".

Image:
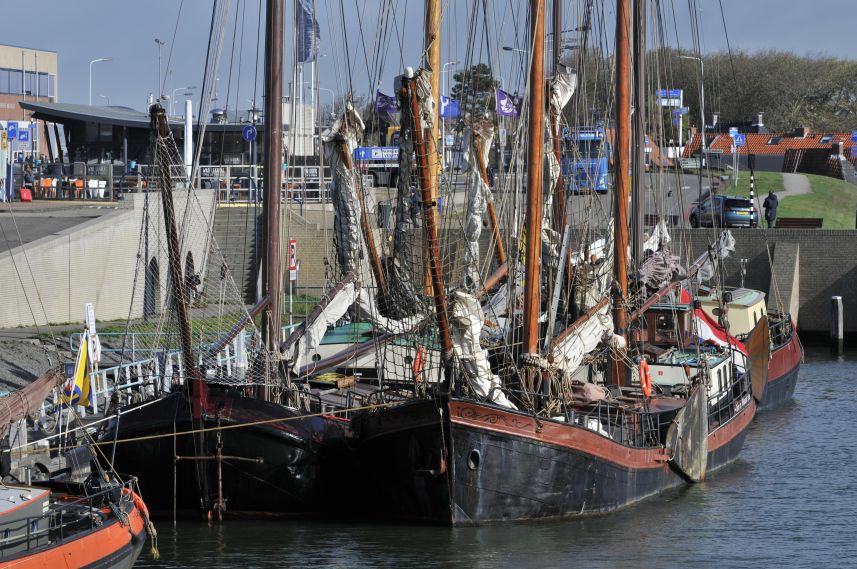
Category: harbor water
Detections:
[{"x1": 136, "y1": 346, "x2": 856, "y2": 568}]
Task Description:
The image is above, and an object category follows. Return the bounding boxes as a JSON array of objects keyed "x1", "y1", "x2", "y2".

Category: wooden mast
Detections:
[
  {"x1": 632, "y1": 0, "x2": 647, "y2": 264},
  {"x1": 408, "y1": 78, "x2": 454, "y2": 383},
  {"x1": 262, "y1": 0, "x2": 284, "y2": 358},
  {"x1": 611, "y1": 0, "x2": 632, "y2": 385},
  {"x1": 423, "y1": 0, "x2": 441, "y2": 296},
  {"x1": 523, "y1": 0, "x2": 546, "y2": 356}
]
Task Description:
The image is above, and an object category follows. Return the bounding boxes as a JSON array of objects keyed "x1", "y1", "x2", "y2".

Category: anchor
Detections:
[{"x1": 176, "y1": 415, "x2": 263, "y2": 521}]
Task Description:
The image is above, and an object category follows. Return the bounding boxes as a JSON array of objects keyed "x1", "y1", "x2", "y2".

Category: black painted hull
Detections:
[
  {"x1": 760, "y1": 365, "x2": 800, "y2": 411},
  {"x1": 104, "y1": 389, "x2": 353, "y2": 519},
  {"x1": 355, "y1": 396, "x2": 756, "y2": 525}
]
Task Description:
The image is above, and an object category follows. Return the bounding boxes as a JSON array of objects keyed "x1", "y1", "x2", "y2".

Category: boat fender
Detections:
[
  {"x1": 639, "y1": 359, "x2": 652, "y2": 398},
  {"x1": 123, "y1": 487, "x2": 159, "y2": 559},
  {"x1": 412, "y1": 346, "x2": 426, "y2": 384}
]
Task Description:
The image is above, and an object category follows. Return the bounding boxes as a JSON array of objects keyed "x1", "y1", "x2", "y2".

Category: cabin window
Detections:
[
  {"x1": 718, "y1": 369, "x2": 723, "y2": 392},
  {"x1": 820, "y1": 135, "x2": 832, "y2": 144}
]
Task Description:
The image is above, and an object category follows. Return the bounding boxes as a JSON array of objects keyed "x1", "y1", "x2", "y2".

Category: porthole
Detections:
[{"x1": 468, "y1": 449, "x2": 481, "y2": 470}]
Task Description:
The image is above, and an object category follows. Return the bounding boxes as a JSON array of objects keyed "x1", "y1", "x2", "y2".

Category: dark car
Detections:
[{"x1": 689, "y1": 195, "x2": 759, "y2": 228}]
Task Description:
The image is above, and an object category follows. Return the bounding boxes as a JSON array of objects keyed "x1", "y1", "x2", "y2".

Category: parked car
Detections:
[{"x1": 689, "y1": 195, "x2": 759, "y2": 228}]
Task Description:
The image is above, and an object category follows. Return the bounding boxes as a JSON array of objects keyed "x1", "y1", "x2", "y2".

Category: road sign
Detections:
[
  {"x1": 851, "y1": 131, "x2": 857, "y2": 143},
  {"x1": 733, "y1": 134, "x2": 746, "y2": 147},
  {"x1": 6, "y1": 122, "x2": 17, "y2": 140},
  {"x1": 729, "y1": 127, "x2": 738, "y2": 137},
  {"x1": 242, "y1": 125, "x2": 257, "y2": 142},
  {"x1": 656, "y1": 89, "x2": 682, "y2": 99},
  {"x1": 672, "y1": 107, "x2": 689, "y2": 115},
  {"x1": 354, "y1": 147, "x2": 399, "y2": 161},
  {"x1": 288, "y1": 239, "x2": 297, "y2": 271},
  {"x1": 18, "y1": 130, "x2": 29, "y2": 143}
]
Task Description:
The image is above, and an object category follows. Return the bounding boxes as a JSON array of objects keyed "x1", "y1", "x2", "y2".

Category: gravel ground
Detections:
[{"x1": 0, "y1": 337, "x2": 71, "y2": 391}]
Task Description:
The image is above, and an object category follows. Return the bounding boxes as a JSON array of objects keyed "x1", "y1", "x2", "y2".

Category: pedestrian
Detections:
[{"x1": 763, "y1": 191, "x2": 779, "y2": 228}]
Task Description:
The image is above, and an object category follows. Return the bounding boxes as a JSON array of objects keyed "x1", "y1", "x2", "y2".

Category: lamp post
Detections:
[
  {"x1": 170, "y1": 86, "x2": 197, "y2": 115},
  {"x1": 441, "y1": 60, "x2": 459, "y2": 170},
  {"x1": 154, "y1": 39, "x2": 166, "y2": 99},
  {"x1": 679, "y1": 54, "x2": 706, "y2": 206},
  {"x1": 89, "y1": 58, "x2": 111, "y2": 106}
]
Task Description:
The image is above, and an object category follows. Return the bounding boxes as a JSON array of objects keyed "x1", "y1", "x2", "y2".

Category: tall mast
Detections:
[
  {"x1": 612, "y1": 0, "x2": 632, "y2": 384},
  {"x1": 262, "y1": 0, "x2": 284, "y2": 356},
  {"x1": 632, "y1": 0, "x2": 647, "y2": 264},
  {"x1": 425, "y1": 0, "x2": 441, "y2": 201},
  {"x1": 523, "y1": 0, "x2": 546, "y2": 356}
]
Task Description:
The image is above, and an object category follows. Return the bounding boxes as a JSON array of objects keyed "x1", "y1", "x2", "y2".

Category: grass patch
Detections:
[
  {"x1": 778, "y1": 173, "x2": 857, "y2": 229},
  {"x1": 728, "y1": 170, "x2": 785, "y2": 197}
]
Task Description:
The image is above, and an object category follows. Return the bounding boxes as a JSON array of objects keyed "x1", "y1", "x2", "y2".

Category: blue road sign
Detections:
[
  {"x1": 734, "y1": 134, "x2": 746, "y2": 147},
  {"x1": 242, "y1": 125, "x2": 257, "y2": 142},
  {"x1": 6, "y1": 122, "x2": 17, "y2": 140},
  {"x1": 729, "y1": 127, "x2": 738, "y2": 137},
  {"x1": 672, "y1": 106, "x2": 689, "y2": 115},
  {"x1": 18, "y1": 130, "x2": 30, "y2": 143},
  {"x1": 656, "y1": 89, "x2": 682, "y2": 99},
  {"x1": 851, "y1": 130, "x2": 857, "y2": 143}
]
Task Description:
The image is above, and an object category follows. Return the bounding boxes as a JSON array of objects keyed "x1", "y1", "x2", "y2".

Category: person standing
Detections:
[{"x1": 763, "y1": 191, "x2": 779, "y2": 228}]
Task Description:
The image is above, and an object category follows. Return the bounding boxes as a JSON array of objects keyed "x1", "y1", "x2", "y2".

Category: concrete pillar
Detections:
[{"x1": 831, "y1": 295, "x2": 844, "y2": 354}]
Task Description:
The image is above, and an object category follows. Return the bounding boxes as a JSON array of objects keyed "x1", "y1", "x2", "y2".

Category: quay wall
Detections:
[
  {"x1": 0, "y1": 190, "x2": 215, "y2": 329},
  {"x1": 672, "y1": 228, "x2": 857, "y2": 334}
]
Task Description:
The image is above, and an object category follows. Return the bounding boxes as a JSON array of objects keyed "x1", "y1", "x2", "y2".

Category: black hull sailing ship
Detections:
[
  {"x1": 356, "y1": 391, "x2": 754, "y2": 525},
  {"x1": 104, "y1": 0, "x2": 354, "y2": 521},
  {"x1": 108, "y1": 386, "x2": 352, "y2": 519}
]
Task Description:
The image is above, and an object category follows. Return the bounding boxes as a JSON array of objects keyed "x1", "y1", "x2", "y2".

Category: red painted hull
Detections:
[
  {"x1": 761, "y1": 322, "x2": 803, "y2": 411},
  {"x1": 0, "y1": 497, "x2": 146, "y2": 569}
]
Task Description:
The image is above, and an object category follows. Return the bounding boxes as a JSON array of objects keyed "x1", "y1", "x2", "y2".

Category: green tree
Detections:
[{"x1": 451, "y1": 63, "x2": 500, "y2": 118}]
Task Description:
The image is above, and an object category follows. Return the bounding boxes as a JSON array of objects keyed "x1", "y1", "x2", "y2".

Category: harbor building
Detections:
[{"x1": 0, "y1": 43, "x2": 58, "y2": 160}]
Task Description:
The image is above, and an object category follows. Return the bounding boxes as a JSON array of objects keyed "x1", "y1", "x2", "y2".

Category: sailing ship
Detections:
[
  {"x1": 345, "y1": 0, "x2": 758, "y2": 525},
  {"x1": 101, "y1": 0, "x2": 354, "y2": 521}
]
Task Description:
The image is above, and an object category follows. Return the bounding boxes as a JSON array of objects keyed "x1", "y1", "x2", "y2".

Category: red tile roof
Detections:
[{"x1": 682, "y1": 132, "x2": 854, "y2": 158}]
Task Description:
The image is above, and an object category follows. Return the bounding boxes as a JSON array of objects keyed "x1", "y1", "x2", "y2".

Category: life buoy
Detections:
[
  {"x1": 639, "y1": 359, "x2": 652, "y2": 398},
  {"x1": 123, "y1": 487, "x2": 150, "y2": 520},
  {"x1": 412, "y1": 346, "x2": 426, "y2": 384}
]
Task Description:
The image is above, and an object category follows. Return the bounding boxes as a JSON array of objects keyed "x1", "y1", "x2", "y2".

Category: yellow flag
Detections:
[{"x1": 62, "y1": 332, "x2": 91, "y2": 408}]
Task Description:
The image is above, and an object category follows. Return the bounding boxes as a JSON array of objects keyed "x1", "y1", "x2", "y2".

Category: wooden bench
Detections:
[{"x1": 775, "y1": 217, "x2": 823, "y2": 229}]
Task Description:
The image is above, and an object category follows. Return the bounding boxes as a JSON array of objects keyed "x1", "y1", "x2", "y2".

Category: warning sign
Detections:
[{"x1": 288, "y1": 239, "x2": 298, "y2": 271}]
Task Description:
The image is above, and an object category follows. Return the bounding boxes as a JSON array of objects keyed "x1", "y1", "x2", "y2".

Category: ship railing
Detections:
[
  {"x1": 490, "y1": 387, "x2": 665, "y2": 448},
  {"x1": 707, "y1": 369, "x2": 753, "y2": 429}
]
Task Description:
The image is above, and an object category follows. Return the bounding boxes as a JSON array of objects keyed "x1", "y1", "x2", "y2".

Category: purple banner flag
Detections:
[
  {"x1": 495, "y1": 89, "x2": 521, "y2": 118},
  {"x1": 375, "y1": 91, "x2": 399, "y2": 114},
  {"x1": 296, "y1": 0, "x2": 320, "y2": 63}
]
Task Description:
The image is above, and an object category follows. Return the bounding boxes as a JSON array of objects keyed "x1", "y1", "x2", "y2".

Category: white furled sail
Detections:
[
  {"x1": 460, "y1": 120, "x2": 494, "y2": 291},
  {"x1": 550, "y1": 303, "x2": 614, "y2": 376},
  {"x1": 322, "y1": 101, "x2": 366, "y2": 278},
  {"x1": 450, "y1": 291, "x2": 516, "y2": 409}
]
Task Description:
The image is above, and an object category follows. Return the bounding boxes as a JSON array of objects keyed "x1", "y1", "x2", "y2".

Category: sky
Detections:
[{"x1": 2, "y1": 0, "x2": 854, "y2": 114}]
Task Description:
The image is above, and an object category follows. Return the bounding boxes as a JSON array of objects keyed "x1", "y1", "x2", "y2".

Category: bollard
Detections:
[{"x1": 830, "y1": 296, "x2": 844, "y2": 354}]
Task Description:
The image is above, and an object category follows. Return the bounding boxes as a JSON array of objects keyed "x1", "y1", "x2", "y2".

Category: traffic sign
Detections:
[
  {"x1": 733, "y1": 134, "x2": 746, "y2": 147},
  {"x1": 18, "y1": 130, "x2": 29, "y2": 143},
  {"x1": 729, "y1": 127, "x2": 738, "y2": 137},
  {"x1": 851, "y1": 131, "x2": 857, "y2": 143},
  {"x1": 6, "y1": 122, "x2": 17, "y2": 140},
  {"x1": 672, "y1": 107, "x2": 689, "y2": 115},
  {"x1": 288, "y1": 239, "x2": 298, "y2": 271},
  {"x1": 242, "y1": 125, "x2": 257, "y2": 142}
]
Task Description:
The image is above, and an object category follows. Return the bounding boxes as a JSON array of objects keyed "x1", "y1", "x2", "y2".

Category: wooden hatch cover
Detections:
[
  {"x1": 746, "y1": 315, "x2": 770, "y2": 404},
  {"x1": 666, "y1": 382, "x2": 708, "y2": 482}
]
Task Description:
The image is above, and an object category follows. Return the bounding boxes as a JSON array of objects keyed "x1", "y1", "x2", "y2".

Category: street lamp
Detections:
[
  {"x1": 678, "y1": 54, "x2": 706, "y2": 160},
  {"x1": 170, "y1": 85, "x2": 197, "y2": 115},
  {"x1": 89, "y1": 57, "x2": 111, "y2": 106},
  {"x1": 679, "y1": 54, "x2": 706, "y2": 205},
  {"x1": 99, "y1": 94, "x2": 110, "y2": 106},
  {"x1": 441, "y1": 60, "x2": 459, "y2": 169},
  {"x1": 154, "y1": 39, "x2": 166, "y2": 99}
]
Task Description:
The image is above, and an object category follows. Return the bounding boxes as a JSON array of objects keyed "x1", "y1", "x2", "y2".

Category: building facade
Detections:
[{"x1": 0, "y1": 43, "x2": 58, "y2": 160}]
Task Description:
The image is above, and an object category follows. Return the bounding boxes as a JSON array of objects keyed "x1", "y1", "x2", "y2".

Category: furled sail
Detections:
[
  {"x1": 460, "y1": 120, "x2": 494, "y2": 291},
  {"x1": 450, "y1": 291, "x2": 516, "y2": 409},
  {"x1": 694, "y1": 230, "x2": 735, "y2": 283},
  {"x1": 0, "y1": 370, "x2": 64, "y2": 438},
  {"x1": 323, "y1": 102, "x2": 366, "y2": 278},
  {"x1": 549, "y1": 303, "x2": 614, "y2": 376}
]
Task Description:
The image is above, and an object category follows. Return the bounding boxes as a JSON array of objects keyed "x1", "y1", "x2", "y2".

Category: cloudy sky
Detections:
[{"x1": 3, "y1": 0, "x2": 852, "y2": 112}]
